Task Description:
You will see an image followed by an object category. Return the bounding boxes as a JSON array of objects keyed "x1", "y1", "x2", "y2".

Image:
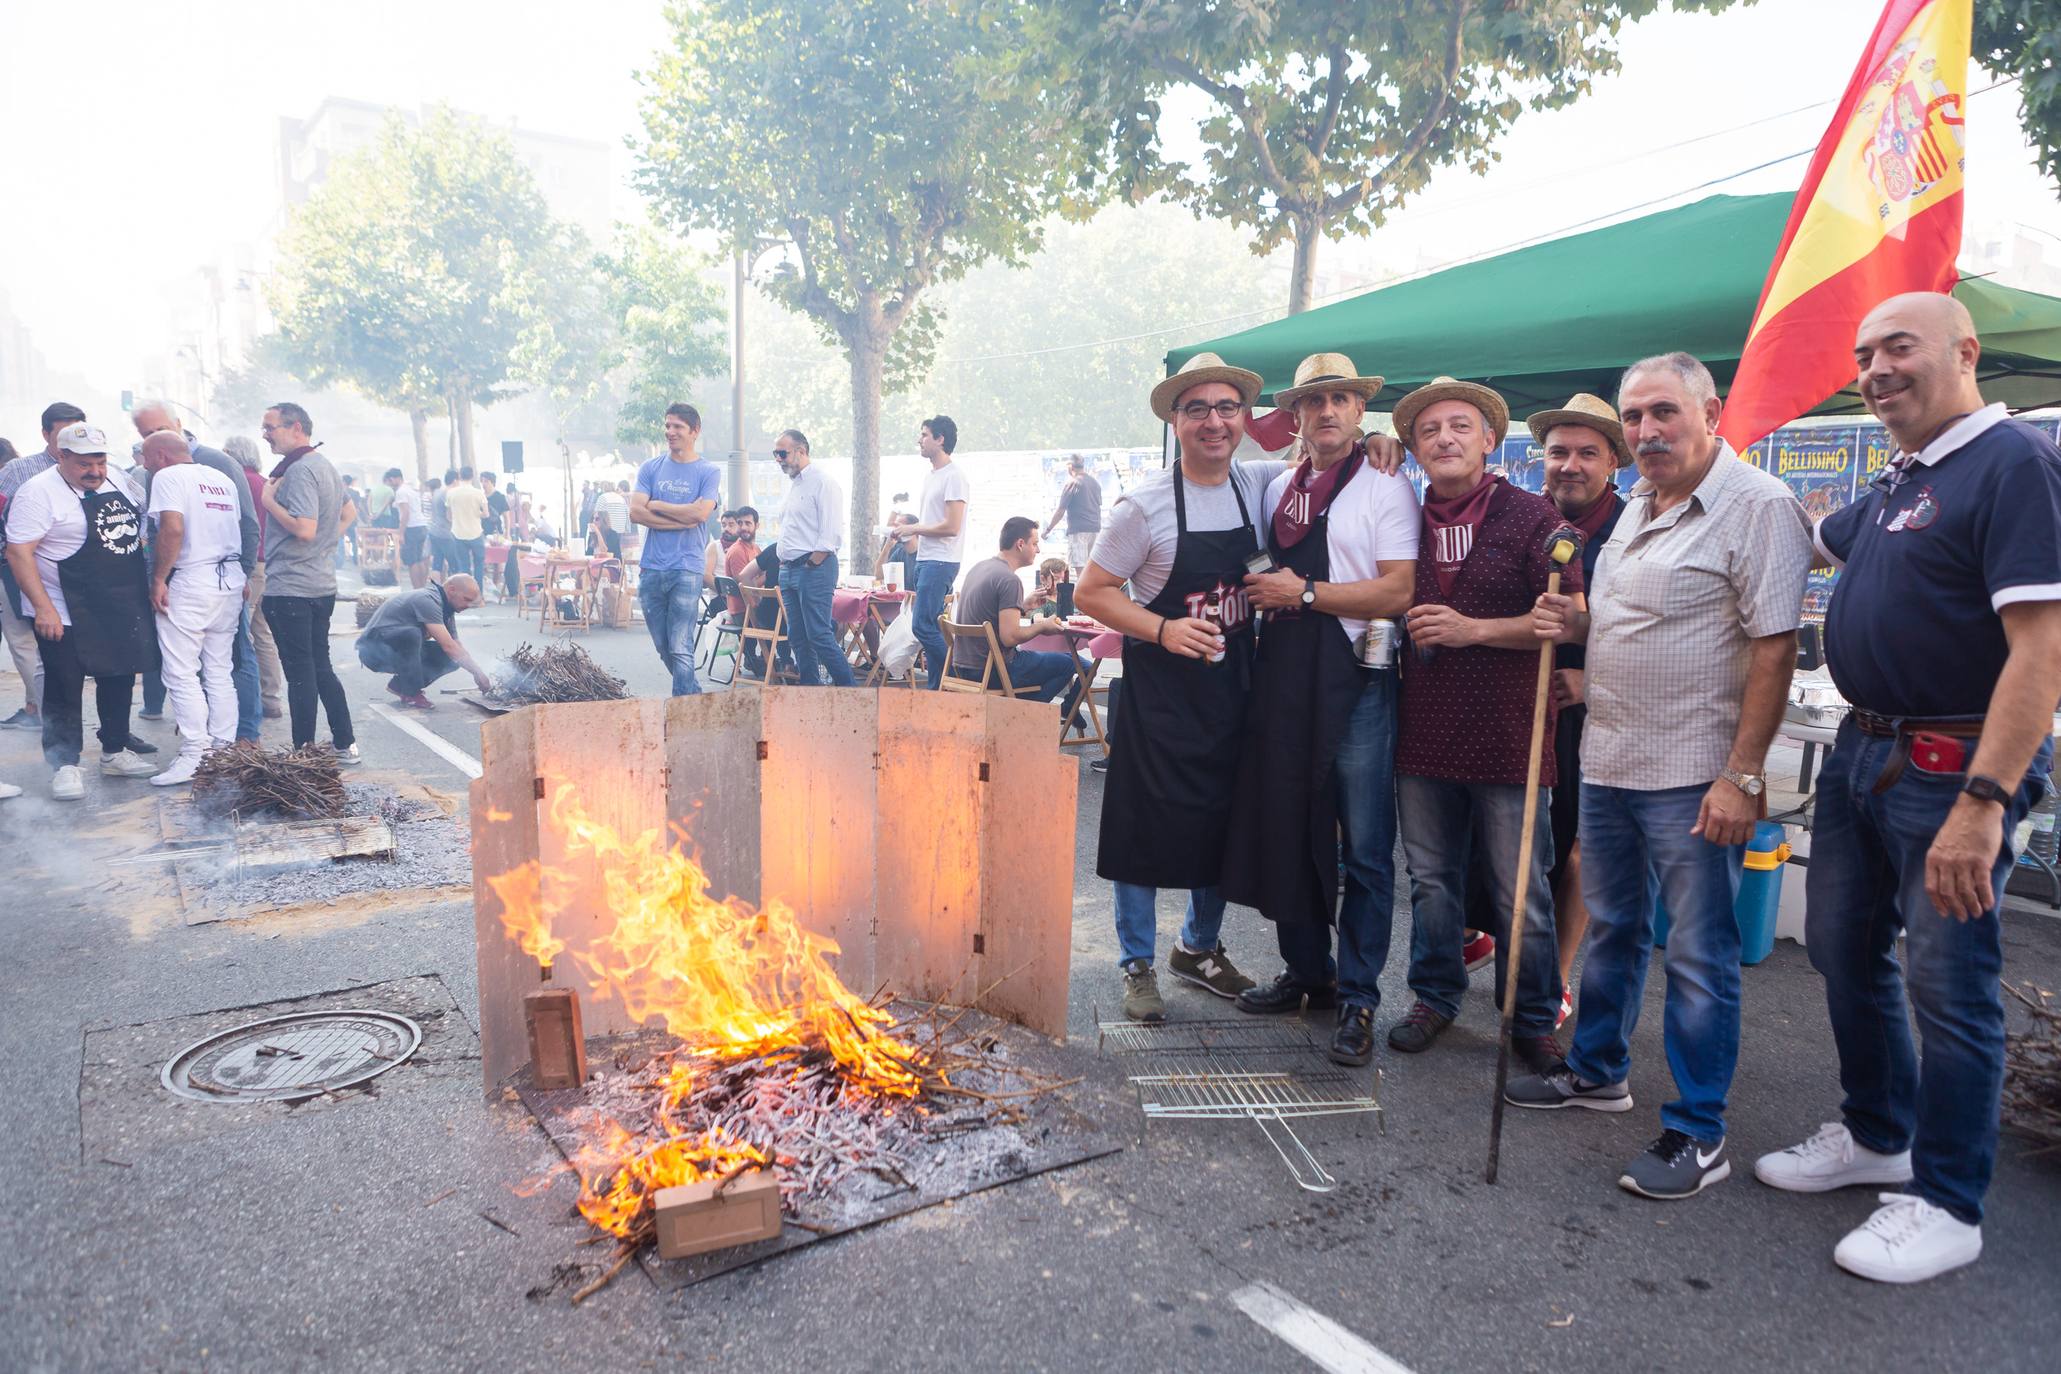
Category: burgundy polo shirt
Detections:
[{"x1": 1398, "y1": 481, "x2": 1582, "y2": 787}]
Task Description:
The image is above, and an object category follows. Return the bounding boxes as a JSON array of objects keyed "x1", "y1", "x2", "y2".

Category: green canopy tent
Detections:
[{"x1": 1168, "y1": 193, "x2": 2061, "y2": 418}]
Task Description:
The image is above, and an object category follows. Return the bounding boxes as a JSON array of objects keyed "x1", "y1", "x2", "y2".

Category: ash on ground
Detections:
[{"x1": 174, "y1": 781, "x2": 471, "y2": 920}]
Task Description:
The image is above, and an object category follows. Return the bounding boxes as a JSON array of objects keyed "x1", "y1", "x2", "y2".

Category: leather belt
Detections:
[{"x1": 1848, "y1": 709, "x2": 1985, "y2": 793}]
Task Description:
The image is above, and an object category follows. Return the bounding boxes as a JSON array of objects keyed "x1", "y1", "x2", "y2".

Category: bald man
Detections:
[
  {"x1": 140, "y1": 431, "x2": 248, "y2": 785},
  {"x1": 1751, "y1": 292, "x2": 2061, "y2": 1284},
  {"x1": 354, "y1": 574, "x2": 492, "y2": 709}
]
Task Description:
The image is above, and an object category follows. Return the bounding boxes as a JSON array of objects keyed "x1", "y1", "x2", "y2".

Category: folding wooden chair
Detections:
[
  {"x1": 700, "y1": 578, "x2": 745, "y2": 685},
  {"x1": 539, "y1": 557, "x2": 594, "y2": 633},
  {"x1": 937, "y1": 617, "x2": 1039, "y2": 698},
  {"x1": 738, "y1": 584, "x2": 794, "y2": 683}
]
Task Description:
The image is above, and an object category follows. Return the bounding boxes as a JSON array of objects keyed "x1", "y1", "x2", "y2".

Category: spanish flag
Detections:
[{"x1": 1718, "y1": 0, "x2": 1971, "y2": 451}]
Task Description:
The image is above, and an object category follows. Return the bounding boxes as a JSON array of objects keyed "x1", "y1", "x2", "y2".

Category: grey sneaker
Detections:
[
  {"x1": 1504, "y1": 1065, "x2": 1634, "y2": 1112},
  {"x1": 1167, "y1": 942, "x2": 1255, "y2": 999},
  {"x1": 1620, "y1": 1129, "x2": 1730, "y2": 1200},
  {"x1": 1121, "y1": 960, "x2": 1166, "y2": 1023},
  {"x1": 1386, "y1": 1001, "x2": 1452, "y2": 1053},
  {"x1": 333, "y1": 743, "x2": 361, "y2": 765}
]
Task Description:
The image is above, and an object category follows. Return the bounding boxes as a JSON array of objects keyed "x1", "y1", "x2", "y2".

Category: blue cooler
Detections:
[{"x1": 1651, "y1": 822, "x2": 1790, "y2": 966}]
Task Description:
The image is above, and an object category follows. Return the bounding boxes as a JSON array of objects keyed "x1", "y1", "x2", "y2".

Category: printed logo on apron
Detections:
[{"x1": 91, "y1": 490, "x2": 144, "y2": 555}]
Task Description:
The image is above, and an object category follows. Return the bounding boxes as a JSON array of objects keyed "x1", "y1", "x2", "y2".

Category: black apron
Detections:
[
  {"x1": 59, "y1": 477, "x2": 159, "y2": 677},
  {"x1": 1220, "y1": 451, "x2": 1370, "y2": 927},
  {"x1": 1095, "y1": 461, "x2": 1260, "y2": 889}
]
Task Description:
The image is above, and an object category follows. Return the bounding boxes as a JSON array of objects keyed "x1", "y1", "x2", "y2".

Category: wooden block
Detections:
[
  {"x1": 233, "y1": 815, "x2": 396, "y2": 869},
  {"x1": 523, "y1": 987, "x2": 588, "y2": 1090},
  {"x1": 653, "y1": 1168, "x2": 783, "y2": 1259}
]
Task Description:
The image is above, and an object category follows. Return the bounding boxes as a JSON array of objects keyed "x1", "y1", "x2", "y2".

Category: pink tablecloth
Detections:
[
  {"x1": 1023, "y1": 624, "x2": 1124, "y2": 661},
  {"x1": 832, "y1": 588, "x2": 911, "y2": 627},
  {"x1": 518, "y1": 552, "x2": 613, "y2": 581}
]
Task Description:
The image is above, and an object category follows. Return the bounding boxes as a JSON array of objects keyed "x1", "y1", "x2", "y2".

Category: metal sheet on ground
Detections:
[{"x1": 516, "y1": 1009, "x2": 1131, "y2": 1289}]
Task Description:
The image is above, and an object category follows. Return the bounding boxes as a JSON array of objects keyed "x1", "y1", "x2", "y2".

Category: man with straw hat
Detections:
[
  {"x1": 1528, "y1": 393, "x2": 1634, "y2": 1022},
  {"x1": 1385, "y1": 377, "x2": 1577, "y2": 1078},
  {"x1": 1219, "y1": 352, "x2": 1419, "y2": 1067},
  {"x1": 1076, "y1": 352, "x2": 1279, "y2": 1023}
]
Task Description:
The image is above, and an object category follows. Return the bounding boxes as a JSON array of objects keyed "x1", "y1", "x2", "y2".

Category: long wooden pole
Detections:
[{"x1": 1486, "y1": 535, "x2": 1578, "y2": 1184}]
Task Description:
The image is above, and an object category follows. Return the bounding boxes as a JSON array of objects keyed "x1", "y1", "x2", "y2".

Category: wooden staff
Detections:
[{"x1": 1486, "y1": 532, "x2": 1579, "y2": 1185}]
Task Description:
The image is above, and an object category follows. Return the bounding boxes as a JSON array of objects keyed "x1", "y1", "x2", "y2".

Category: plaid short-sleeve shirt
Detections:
[{"x1": 1581, "y1": 442, "x2": 1814, "y2": 791}]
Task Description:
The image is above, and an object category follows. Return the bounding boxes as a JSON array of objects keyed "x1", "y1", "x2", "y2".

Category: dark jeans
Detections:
[
  {"x1": 262, "y1": 593, "x2": 354, "y2": 749},
  {"x1": 358, "y1": 633, "x2": 455, "y2": 696},
  {"x1": 1398, "y1": 773, "x2": 1561, "y2": 1037},
  {"x1": 996, "y1": 647, "x2": 1084, "y2": 714},
  {"x1": 142, "y1": 667, "x2": 165, "y2": 715},
  {"x1": 35, "y1": 632, "x2": 133, "y2": 768},
  {"x1": 913, "y1": 559, "x2": 958, "y2": 689},
  {"x1": 1805, "y1": 720, "x2": 2051, "y2": 1224},
  {"x1": 231, "y1": 600, "x2": 260, "y2": 741},
  {"x1": 429, "y1": 532, "x2": 455, "y2": 574},
  {"x1": 456, "y1": 536, "x2": 486, "y2": 585},
  {"x1": 1276, "y1": 672, "x2": 1399, "y2": 1009},
  {"x1": 780, "y1": 555, "x2": 855, "y2": 687}
]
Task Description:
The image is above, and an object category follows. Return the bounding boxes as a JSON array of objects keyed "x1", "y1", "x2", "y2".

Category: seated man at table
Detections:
[
  {"x1": 950, "y1": 518, "x2": 1086, "y2": 714},
  {"x1": 737, "y1": 539, "x2": 794, "y2": 680},
  {"x1": 355, "y1": 574, "x2": 492, "y2": 709}
]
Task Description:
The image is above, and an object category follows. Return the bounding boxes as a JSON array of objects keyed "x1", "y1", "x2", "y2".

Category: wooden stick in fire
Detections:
[{"x1": 1485, "y1": 531, "x2": 1579, "y2": 1185}]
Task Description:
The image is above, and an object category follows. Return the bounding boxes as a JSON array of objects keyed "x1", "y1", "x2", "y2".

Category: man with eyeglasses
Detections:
[{"x1": 772, "y1": 430, "x2": 853, "y2": 687}]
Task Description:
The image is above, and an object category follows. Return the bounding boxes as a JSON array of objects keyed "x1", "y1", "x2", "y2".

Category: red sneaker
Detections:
[
  {"x1": 1462, "y1": 931, "x2": 1495, "y2": 974},
  {"x1": 396, "y1": 692, "x2": 435, "y2": 710}
]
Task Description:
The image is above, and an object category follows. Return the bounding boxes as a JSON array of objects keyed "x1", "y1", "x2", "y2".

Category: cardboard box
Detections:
[
  {"x1": 653, "y1": 1168, "x2": 783, "y2": 1260},
  {"x1": 522, "y1": 988, "x2": 588, "y2": 1090}
]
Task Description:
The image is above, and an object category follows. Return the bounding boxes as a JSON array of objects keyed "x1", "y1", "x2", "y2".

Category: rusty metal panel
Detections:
[
  {"x1": 757, "y1": 687, "x2": 882, "y2": 995},
  {"x1": 974, "y1": 697, "x2": 1078, "y2": 1038},
  {"x1": 663, "y1": 691, "x2": 765, "y2": 909},
  {"x1": 472, "y1": 708, "x2": 542, "y2": 1095},
  {"x1": 874, "y1": 691, "x2": 986, "y2": 1010}
]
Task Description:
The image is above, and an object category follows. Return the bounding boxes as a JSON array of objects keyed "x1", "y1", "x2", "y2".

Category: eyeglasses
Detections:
[{"x1": 1176, "y1": 400, "x2": 1245, "y2": 421}]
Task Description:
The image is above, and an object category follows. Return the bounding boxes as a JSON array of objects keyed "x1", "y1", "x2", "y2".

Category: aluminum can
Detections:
[{"x1": 1358, "y1": 618, "x2": 1400, "y2": 670}]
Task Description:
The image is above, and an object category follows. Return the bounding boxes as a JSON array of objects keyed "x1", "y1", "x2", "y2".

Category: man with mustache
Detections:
[
  {"x1": 1752, "y1": 293, "x2": 2061, "y2": 1282},
  {"x1": 1513, "y1": 353, "x2": 1812, "y2": 1203}
]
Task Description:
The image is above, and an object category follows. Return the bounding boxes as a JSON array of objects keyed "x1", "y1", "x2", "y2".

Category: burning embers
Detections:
[{"x1": 493, "y1": 786, "x2": 1065, "y2": 1267}]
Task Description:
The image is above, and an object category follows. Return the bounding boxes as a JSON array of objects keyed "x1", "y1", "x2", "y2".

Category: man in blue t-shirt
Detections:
[
  {"x1": 629, "y1": 402, "x2": 722, "y2": 695},
  {"x1": 1751, "y1": 292, "x2": 2061, "y2": 1286}
]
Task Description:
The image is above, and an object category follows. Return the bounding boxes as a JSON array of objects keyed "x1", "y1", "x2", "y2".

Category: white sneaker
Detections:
[
  {"x1": 1754, "y1": 1122, "x2": 1914, "y2": 1193},
  {"x1": 334, "y1": 743, "x2": 361, "y2": 765},
  {"x1": 51, "y1": 765, "x2": 84, "y2": 800},
  {"x1": 0, "y1": 780, "x2": 21, "y2": 800},
  {"x1": 100, "y1": 750, "x2": 159, "y2": 778},
  {"x1": 1834, "y1": 1193, "x2": 1982, "y2": 1283},
  {"x1": 151, "y1": 753, "x2": 203, "y2": 788}
]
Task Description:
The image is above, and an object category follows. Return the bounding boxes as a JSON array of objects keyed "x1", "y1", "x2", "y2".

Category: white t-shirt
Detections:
[
  {"x1": 1262, "y1": 464, "x2": 1420, "y2": 645},
  {"x1": 917, "y1": 460, "x2": 971, "y2": 562},
  {"x1": 5, "y1": 465, "x2": 143, "y2": 624},
  {"x1": 148, "y1": 462, "x2": 249, "y2": 591},
  {"x1": 393, "y1": 482, "x2": 428, "y2": 529},
  {"x1": 1090, "y1": 460, "x2": 1285, "y2": 605}
]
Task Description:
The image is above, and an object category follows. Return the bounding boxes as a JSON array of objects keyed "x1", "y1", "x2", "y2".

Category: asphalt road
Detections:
[{"x1": 3, "y1": 576, "x2": 2058, "y2": 1373}]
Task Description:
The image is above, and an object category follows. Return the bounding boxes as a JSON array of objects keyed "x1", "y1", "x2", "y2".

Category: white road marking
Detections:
[
  {"x1": 369, "y1": 703, "x2": 483, "y2": 779},
  {"x1": 1230, "y1": 1282, "x2": 1415, "y2": 1374}
]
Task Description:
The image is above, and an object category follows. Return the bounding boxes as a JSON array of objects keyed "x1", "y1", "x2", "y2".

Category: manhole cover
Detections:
[{"x1": 161, "y1": 1010, "x2": 422, "y2": 1103}]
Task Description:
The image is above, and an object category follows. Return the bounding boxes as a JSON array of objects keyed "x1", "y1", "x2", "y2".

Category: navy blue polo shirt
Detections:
[{"x1": 1819, "y1": 409, "x2": 2061, "y2": 717}]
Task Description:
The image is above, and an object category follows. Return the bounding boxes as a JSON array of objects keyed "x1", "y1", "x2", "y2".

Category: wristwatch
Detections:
[
  {"x1": 1300, "y1": 577, "x2": 1317, "y2": 608},
  {"x1": 1719, "y1": 766, "x2": 1765, "y2": 798},
  {"x1": 1962, "y1": 774, "x2": 2011, "y2": 807}
]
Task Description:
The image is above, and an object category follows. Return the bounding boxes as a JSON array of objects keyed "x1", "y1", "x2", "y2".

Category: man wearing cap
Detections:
[
  {"x1": 1077, "y1": 354, "x2": 1277, "y2": 1022},
  {"x1": 1511, "y1": 352, "x2": 1812, "y2": 1203},
  {"x1": 1530, "y1": 395, "x2": 1634, "y2": 1015},
  {"x1": 0, "y1": 402, "x2": 86, "y2": 733},
  {"x1": 1753, "y1": 293, "x2": 2061, "y2": 1282},
  {"x1": 1220, "y1": 352, "x2": 1419, "y2": 1066},
  {"x1": 3, "y1": 423, "x2": 162, "y2": 799},
  {"x1": 1386, "y1": 377, "x2": 1577, "y2": 1079}
]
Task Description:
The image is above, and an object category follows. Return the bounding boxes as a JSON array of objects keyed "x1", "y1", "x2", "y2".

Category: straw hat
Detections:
[
  {"x1": 1392, "y1": 376, "x2": 1510, "y2": 451},
  {"x1": 1526, "y1": 393, "x2": 1635, "y2": 468},
  {"x1": 1151, "y1": 352, "x2": 1264, "y2": 423},
  {"x1": 1273, "y1": 352, "x2": 1385, "y2": 409}
]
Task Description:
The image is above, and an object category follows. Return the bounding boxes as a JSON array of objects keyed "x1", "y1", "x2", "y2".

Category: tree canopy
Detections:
[{"x1": 1975, "y1": 0, "x2": 2061, "y2": 193}]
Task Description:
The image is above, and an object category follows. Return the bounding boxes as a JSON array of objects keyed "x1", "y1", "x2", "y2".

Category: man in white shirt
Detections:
[
  {"x1": 773, "y1": 430, "x2": 853, "y2": 687},
  {"x1": 899, "y1": 415, "x2": 969, "y2": 688},
  {"x1": 140, "y1": 431, "x2": 247, "y2": 785},
  {"x1": 385, "y1": 468, "x2": 430, "y2": 587}
]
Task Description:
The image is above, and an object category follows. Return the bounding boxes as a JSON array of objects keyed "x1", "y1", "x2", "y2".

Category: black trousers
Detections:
[
  {"x1": 36, "y1": 631, "x2": 133, "y2": 768},
  {"x1": 262, "y1": 593, "x2": 354, "y2": 749},
  {"x1": 358, "y1": 634, "x2": 454, "y2": 696}
]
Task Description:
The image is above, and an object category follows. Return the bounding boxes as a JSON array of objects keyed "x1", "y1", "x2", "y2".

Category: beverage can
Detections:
[{"x1": 1358, "y1": 618, "x2": 1399, "y2": 669}]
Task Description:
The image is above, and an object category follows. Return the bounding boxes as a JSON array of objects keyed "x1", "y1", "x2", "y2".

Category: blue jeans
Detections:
[
  {"x1": 1398, "y1": 773, "x2": 1561, "y2": 1037},
  {"x1": 913, "y1": 560, "x2": 959, "y2": 689},
  {"x1": 1113, "y1": 883, "x2": 1226, "y2": 968},
  {"x1": 142, "y1": 668, "x2": 165, "y2": 716},
  {"x1": 780, "y1": 554, "x2": 855, "y2": 687},
  {"x1": 1805, "y1": 721, "x2": 2050, "y2": 1224},
  {"x1": 1001, "y1": 648, "x2": 1083, "y2": 715},
  {"x1": 231, "y1": 601, "x2": 260, "y2": 741},
  {"x1": 1277, "y1": 672, "x2": 1398, "y2": 1008},
  {"x1": 1569, "y1": 781, "x2": 1742, "y2": 1141},
  {"x1": 638, "y1": 569, "x2": 703, "y2": 696}
]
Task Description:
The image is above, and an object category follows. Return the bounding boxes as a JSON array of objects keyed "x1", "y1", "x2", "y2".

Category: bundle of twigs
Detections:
[
  {"x1": 190, "y1": 744, "x2": 348, "y2": 820},
  {"x1": 355, "y1": 590, "x2": 393, "y2": 626},
  {"x1": 492, "y1": 642, "x2": 628, "y2": 705},
  {"x1": 2004, "y1": 981, "x2": 2061, "y2": 1154}
]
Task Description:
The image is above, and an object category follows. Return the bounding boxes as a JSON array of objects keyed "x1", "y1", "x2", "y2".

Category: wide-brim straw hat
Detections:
[
  {"x1": 1392, "y1": 376, "x2": 1511, "y2": 451},
  {"x1": 1273, "y1": 352, "x2": 1385, "y2": 409},
  {"x1": 1526, "y1": 393, "x2": 1635, "y2": 468},
  {"x1": 1151, "y1": 352, "x2": 1264, "y2": 423}
]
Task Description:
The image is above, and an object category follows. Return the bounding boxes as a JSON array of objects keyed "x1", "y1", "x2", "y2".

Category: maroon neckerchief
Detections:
[
  {"x1": 1421, "y1": 472, "x2": 1501, "y2": 596},
  {"x1": 268, "y1": 442, "x2": 321, "y2": 481},
  {"x1": 1271, "y1": 441, "x2": 1363, "y2": 550},
  {"x1": 1567, "y1": 487, "x2": 1622, "y2": 544}
]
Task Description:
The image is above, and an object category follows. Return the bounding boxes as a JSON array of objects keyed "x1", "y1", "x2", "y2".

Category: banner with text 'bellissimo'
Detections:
[{"x1": 1717, "y1": 0, "x2": 1971, "y2": 452}]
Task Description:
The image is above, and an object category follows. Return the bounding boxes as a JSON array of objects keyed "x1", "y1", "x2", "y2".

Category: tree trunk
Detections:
[
  {"x1": 445, "y1": 392, "x2": 458, "y2": 471},
  {"x1": 845, "y1": 335, "x2": 886, "y2": 571},
  {"x1": 409, "y1": 406, "x2": 431, "y2": 483},
  {"x1": 456, "y1": 384, "x2": 477, "y2": 472},
  {"x1": 1287, "y1": 212, "x2": 1323, "y2": 315}
]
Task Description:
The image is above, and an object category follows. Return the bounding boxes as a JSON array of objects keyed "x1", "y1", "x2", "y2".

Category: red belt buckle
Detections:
[{"x1": 1908, "y1": 732, "x2": 1967, "y2": 775}]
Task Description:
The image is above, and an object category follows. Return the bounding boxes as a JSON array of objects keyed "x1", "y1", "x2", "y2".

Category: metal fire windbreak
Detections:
[{"x1": 1097, "y1": 1017, "x2": 1381, "y2": 1193}]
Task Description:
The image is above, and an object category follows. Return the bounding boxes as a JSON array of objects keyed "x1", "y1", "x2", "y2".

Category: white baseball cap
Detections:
[{"x1": 56, "y1": 423, "x2": 110, "y2": 456}]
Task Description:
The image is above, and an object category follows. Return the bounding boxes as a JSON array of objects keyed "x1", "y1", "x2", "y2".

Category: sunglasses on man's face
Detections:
[{"x1": 772, "y1": 448, "x2": 791, "y2": 460}]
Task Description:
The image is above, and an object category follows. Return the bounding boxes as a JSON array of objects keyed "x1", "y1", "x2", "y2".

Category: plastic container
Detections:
[{"x1": 1651, "y1": 822, "x2": 1790, "y2": 966}]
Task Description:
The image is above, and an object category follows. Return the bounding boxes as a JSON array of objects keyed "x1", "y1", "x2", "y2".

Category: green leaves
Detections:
[{"x1": 1975, "y1": 0, "x2": 2061, "y2": 192}]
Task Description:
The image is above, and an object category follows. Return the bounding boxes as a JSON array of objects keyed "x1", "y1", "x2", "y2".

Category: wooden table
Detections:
[{"x1": 1022, "y1": 620, "x2": 1123, "y2": 753}]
